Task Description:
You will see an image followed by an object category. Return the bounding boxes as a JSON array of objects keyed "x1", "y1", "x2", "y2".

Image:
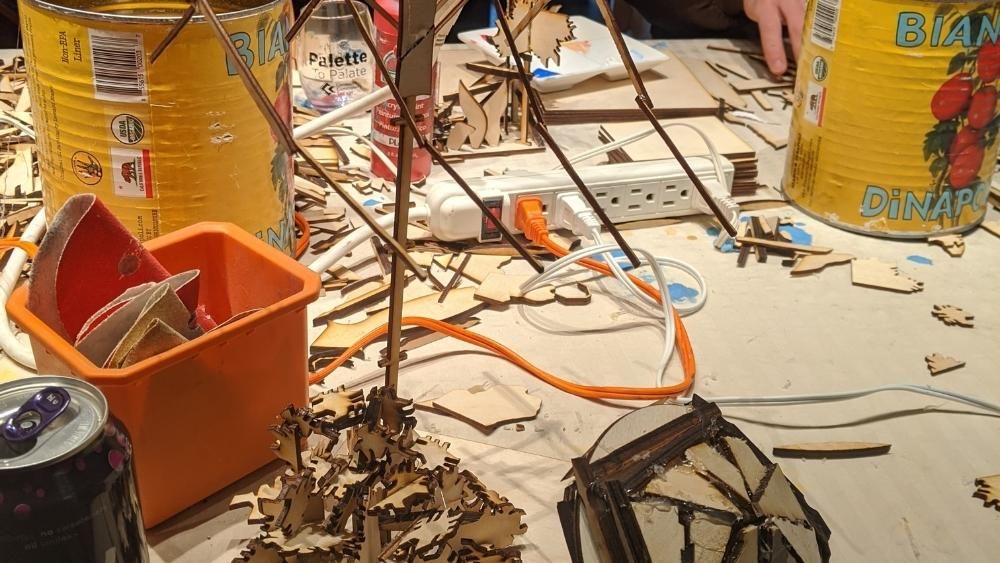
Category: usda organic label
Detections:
[{"x1": 110, "y1": 114, "x2": 144, "y2": 145}]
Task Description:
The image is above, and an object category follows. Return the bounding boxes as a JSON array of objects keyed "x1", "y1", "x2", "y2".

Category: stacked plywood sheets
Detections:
[
  {"x1": 598, "y1": 117, "x2": 759, "y2": 197},
  {"x1": 538, "y1": 52, "x2": 719, "y2": 124}
]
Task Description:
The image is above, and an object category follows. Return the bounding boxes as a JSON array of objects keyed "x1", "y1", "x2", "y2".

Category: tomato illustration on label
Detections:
[{"x1": 923, "y1": 2, "x2": 1000, "y2": 225}]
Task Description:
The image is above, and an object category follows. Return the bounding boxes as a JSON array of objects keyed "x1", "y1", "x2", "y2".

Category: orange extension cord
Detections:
[
  {"x1": 0, "y1": 239, "x2": 38, "y2": 257},
  {"x1": 306, "y1": 198, "x2": 696, "y2": 400},
  {"x1": 294, "y1": 211, "x2": 310, "y2": 259}
]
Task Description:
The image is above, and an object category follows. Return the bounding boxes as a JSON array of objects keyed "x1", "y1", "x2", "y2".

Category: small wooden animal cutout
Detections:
[{"x1": 931, "y1": 304, "x2": 974, "y2": 327}]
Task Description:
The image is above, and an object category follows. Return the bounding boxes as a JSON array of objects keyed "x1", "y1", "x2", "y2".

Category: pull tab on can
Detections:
[{"x1": 2, "y1": 387, "x2": 71, "y2": 442}]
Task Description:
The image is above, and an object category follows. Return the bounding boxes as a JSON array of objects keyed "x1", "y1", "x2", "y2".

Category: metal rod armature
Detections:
[
  {"x1": 489, "y1": 0, "x2": 641, "y2": 268},
  {"x1": 592, "y1": 0, "x2": 737, "y2": 237},
  {"x1": 150, "y1": 4, "x2": 196, "y2": 64},
  {"x1": 194, "y1": 0, "x2": 428, "y2": 279},
  {"x1": 344, "y1": 0, "x2": 545, "y2": 273}
]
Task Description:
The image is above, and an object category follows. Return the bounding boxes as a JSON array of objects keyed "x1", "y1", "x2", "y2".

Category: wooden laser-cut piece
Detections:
[
  {"x1": 474, "y1": 272, "x2": 554, "y2": 305},
  {"x1": 447, "y1": 122, "x2": 475, "y2": 150},
  {"x1": 230, "y1": 492, "x2": 269, "y2": 525},
  {"x1": 724, "y1": 436, "x2": 769, "y2": 495},
  {"x1": 481, "y1": 80, "x2": 509, "y2": 147},
  {"x1": 973, "y1": 474, "x2": 1000, "y2": 511},
  {"x1": 313, "y1": 288, "x2": 481, "y2": 351},
  {"x1": 982, "y1": 220, "x2": 1000, "y2": 238},
  {"x1": 553, "y1": 282, "x2": 591, "y2": 305},
  {"x1": 370, "y1": 472, "x2": 433, "y2": 514},
  {"x1": 689, "y1": 512, "x2": 730, "y2": 563},
  {"x1": 851, "y1": 258, "x2": 924, "y2": 293},
  {"x1": 449, "y1": 254, "x2": 512, "y2": 283},
  {"x1": 736, "y1": 236, "x2": 832, "y2": 255},
  {"x1": 429, "y1": 384, "x2": 541, "y2": 431},
  {"x1": 269, "y1": 473, "x2": 325, "y2": 534},
  {"x1": 772, "y1": 442, "x2": 891, "y2": 459},
  {"x1": 459, "y1": 81, "x2": 488, "y2": 149},
  {"x1": 632, "y1": 502, "x2": 685, "y2": 562},
  {"x1": 925, "y1": 353, "x2": 965, "y2": 376},
  {"x1": 931, "y1": 304, "x2": 975, "y2": 327},
  {"x1": 385, "y1": 510, "x2": 463, "y2": 560},
  {"x1": 790, "y1": 253, "x2": 854, "y2": 275},
  {"x1": 750, "y1": 89, "x2": 773, "y2": 111},
  {"x1": 236, "y1": 537, "x2": 283, "y2": 563},
  {"x1": 733, "y1": 524, "x2": 759, "y2": 563},
  {"x1": 270, "y1": 423, "x2": 303, "y2": 470},
  {"x1": 492, "y1": 0, "x2": 574, "y2": 66},
  {"x1": 263, "y1": 524, "x2": 356, "y2": 557},
  {"x1": 644, "y1": 464, "x2": 741, "y2": 514},
  {"x1": 412, "y1": 436, "x2": 460, "y2": 472},
  {"x1": 773, "y1": 517, "x2": 822, "y2": 563},
  {"x1": 928, "y1": 233, "x2": 965, "y2": 257},
  {"x1": 452, "y1": 504, "x2": 528, "y2": 549},
  {"x1": 756, "y1": 465, "x2": 808, "y2": 522},
  {"x1": 685, "y1": 442, "x2": 750, "y2": 501}
]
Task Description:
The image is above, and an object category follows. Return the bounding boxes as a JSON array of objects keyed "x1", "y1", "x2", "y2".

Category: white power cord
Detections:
[
  {"x1": 675, "y1": 384, "x2": 1000, "y2": 415},
  {"x1": 309, "y1": 205, "x2": 431, "y2": 275},
  {"x1": 0, "y1": 210, "x2": 46, "y2": 369},
  {"x1": 291, "y1": 86, "x2": 391, "y2": 140}
]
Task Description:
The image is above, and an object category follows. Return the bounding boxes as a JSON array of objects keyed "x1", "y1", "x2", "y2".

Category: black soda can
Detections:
[{"x1": 0, "y1": 376, "x2": 148, "y2": 562}]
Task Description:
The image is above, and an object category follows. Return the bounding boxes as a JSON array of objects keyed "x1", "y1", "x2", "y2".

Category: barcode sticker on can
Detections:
[
  {"x1": 110, "y1": 148, "x2": 153, "y2": 199},
  {"x1": 89, "y1": 30, "x2": 148, "y2": 103},
  {"x1": 810, "y1": 0, "x2": 840, "y2": 51}
]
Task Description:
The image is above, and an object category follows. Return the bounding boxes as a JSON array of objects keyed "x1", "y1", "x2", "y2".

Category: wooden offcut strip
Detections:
[
  {"x1": 773, "y1": 442, "x2": 891, "y2": 459},
  {"x1": 736, "y1": 236, "x2": 832, "y2": 254}
]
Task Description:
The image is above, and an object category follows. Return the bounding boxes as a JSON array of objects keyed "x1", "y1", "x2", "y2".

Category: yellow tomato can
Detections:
[
  {"x1": 784, "y1": 0, "x2": 1000, "y2": 237},
  {"x1": 18, "y1": 0, "x2": 295, "y2": 253}
]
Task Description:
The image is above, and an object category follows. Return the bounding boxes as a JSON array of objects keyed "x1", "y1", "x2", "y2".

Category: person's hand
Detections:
[{"x1": 743, "y1": 0, "x2": 805, "y2": 75}]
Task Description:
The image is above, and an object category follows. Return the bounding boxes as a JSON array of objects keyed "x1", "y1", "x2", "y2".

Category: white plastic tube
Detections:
[
  {"x1": 292, "y1": 86, "x2": 392, "y2": 140},
  {"x1": 0, "y1": 210, "x2": 46, "y2": 369}
]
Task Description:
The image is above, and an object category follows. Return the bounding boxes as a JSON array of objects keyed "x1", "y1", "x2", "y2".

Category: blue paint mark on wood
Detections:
[
  {"x1": 363, "y1": 199, "x2": 380, "y2": 207},
  {"x1": 778, "y1": 224, "x2": 812, "y2": 245},
  {"x1": 906, "y1": 255, "x2": 933, "y2": 265}
]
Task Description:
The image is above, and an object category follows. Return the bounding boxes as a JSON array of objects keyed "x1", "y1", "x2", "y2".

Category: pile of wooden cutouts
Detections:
[
  {"x1": 436, "y1": 0, "x2": 572, "y2": 159},
  {"x1": 1, "y1": 55, "x2": 41, "y2": 266},
  {"x1": 231, "y1": 386, "x2": 528, "y2": 562},
  {"x1": 559, "y1": 397, "x2": 831, "y2": 562}
]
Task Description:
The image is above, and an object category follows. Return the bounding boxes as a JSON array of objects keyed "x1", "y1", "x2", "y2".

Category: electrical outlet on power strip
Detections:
[{"x1": 425, "y1": 158, "x2": 734, "y2": 242}]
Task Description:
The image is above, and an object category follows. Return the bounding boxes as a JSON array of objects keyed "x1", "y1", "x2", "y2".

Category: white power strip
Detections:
[{"x1": 424, "y1": 157, "x2": 734, "y2": 242}]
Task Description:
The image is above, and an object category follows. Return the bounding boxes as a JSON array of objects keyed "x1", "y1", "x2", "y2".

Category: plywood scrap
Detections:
[
  {"x1": 491, "y1": 0, "x2": 575, "y2": 66},
  {"x1": 645, "y1": 464, "x2": 741, "y2": 515},
  {"x1": 481, "y1": 80, "x2": 509, "y2": 147},
  {"x1": 474, "y1": 271, "x2": 555, "y2": 305},
  {"x1": 736, "y1": 236, "x2": 831, "y2": 255},
  {"x1": 925, "y1": 353, "x2": 965, "y2": 376},
  {"x1": 729, "y1": 77, "x2": 791, "y2": 92},
  {"x1": 756, "y1": 465, "x2": 807, "y2": 522},
  {"x1": 931, "y1": 304, "x2": 974, "y2": 327},
  {"x1": 679, "y1": 56, "x2": 746, "y2": 109},
  {"x1": 312, "y1": 288, "x2": 482, "y2": 351},
  {"x1": 750, "y1": 89, "x2": 772, "y2": 111},
  {"x1": 724, "y1": 436, "x2": 768, "y2": 500},
  {"x1": 686, "y1": 442, "x2": 750, "y2": 501},
  {"x1": 790, "y1": 253, "x2": 853, "y2": 275},
  {"x1": 773, "y1": 517, "x2": 822, "y2": 563},
  {"x1": 928, "y1": 233, "x2": 965, "y2": 257},
  {"x1": 851, "y1": 258, "x2": 924, "y2": 293},
  {"x1": 973, "y1": 474, "x2": 1000, "y2": 512},
  {"x1": 553, "y1": 282, "x2": 591, "y2": 305},
  {"x1": 981, "y1": 220, "x2": 1000, "y2": 238},
  {"x1": 772, "y1": 442, "x2": 891, "y2": 459},
  {"x1": 450, "y1": 254, "x2": 512, "y2": 283},
  {"x1": 458, "y1": 81, "x2": 488, "y2": 148},
  {"x1": 428, "y1": 384, "x2": 541, "y2": 431},
  {"x1": 632, "y1": 502, "x2": 685, "y2": 563}
]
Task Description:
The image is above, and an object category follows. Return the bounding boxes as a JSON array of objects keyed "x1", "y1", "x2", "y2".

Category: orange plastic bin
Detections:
[{"x1": 6, "y1": 222, "x2": 320, "y2": 527}]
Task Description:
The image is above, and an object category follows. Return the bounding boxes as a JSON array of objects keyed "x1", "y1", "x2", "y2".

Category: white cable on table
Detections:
[
  {"x1": 308, "y1": 205, "x2": 430, "y2": 274},
  {"x1": 519, "y1": 242, "x2": 677, "y2": 386},
  {"x1": 675, "y1": 384, "x2": 1000, "y2": 415},
  {"x1": 0, "y1": 210, "x2": 46, "y2": 369}
]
